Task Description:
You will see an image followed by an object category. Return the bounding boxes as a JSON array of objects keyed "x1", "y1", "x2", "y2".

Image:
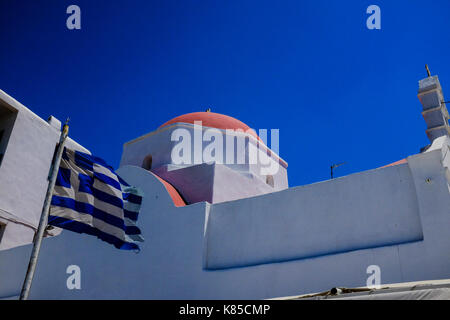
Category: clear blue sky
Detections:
[{"x1": 1, "y1": 0, "x2": 449, "y2": 187}]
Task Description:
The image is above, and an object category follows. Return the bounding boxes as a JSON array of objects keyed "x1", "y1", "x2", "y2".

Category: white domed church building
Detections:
[{"x1": 0, "y1": 74, "x2": 449, "y2": 299}]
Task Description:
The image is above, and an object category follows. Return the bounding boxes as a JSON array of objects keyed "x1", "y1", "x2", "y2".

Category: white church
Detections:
[{"x1": 0, "y1": 73, "x2": 449, "y2": 299}]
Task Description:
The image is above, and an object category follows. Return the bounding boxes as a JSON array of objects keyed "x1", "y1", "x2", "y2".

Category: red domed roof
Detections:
[
  {"x1": 159, "y1": 111, "x2": 288, "y2": 169},
  {"x1": 159, "y1": 112, "x2": 258, "y2": 139},
  {"x1": 151, "y1": 172, "x2": 186, "y2": 207}
]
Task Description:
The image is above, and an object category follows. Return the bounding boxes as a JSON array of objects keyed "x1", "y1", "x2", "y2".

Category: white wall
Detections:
[
  {"x1": 0, "y1": 90, "x2": 89, "y2": 250},
  {"x1": 154, "y1": 162, "x2": 284, "y2": 204},
  {"x1": 204, "y1": 163, "x2": 423, "y2": 270},
  {"x1": 0, "y1": 137, "x2": 448, "y2": 299}
]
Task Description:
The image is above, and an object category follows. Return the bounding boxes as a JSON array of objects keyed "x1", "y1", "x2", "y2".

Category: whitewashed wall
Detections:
[
  {"x1": 0, "y1": 137, "x2": 448, "y2": 299},
  {"x1": 0, "y1": 90, "x2": 89, "y2": 250}
]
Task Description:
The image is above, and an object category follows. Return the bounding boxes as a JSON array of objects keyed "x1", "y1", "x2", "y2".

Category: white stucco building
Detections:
[{"x1": 0, "y1": 74, "x2": 449, "y2": 299}]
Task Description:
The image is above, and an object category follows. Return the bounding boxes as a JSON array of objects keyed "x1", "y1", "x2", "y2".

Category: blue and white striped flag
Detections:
[{"x1": 48, "y1": 147, "x2": 144, "y2": 251}]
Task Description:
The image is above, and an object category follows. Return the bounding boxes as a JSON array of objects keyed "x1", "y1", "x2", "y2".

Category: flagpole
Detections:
[{"x1": 19, "y1": 119, "x2": 70, "y2": 300}]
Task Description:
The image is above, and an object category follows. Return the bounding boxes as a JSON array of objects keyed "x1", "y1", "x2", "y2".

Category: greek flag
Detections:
[{"x1": 48, "y1": 147, "x2": 144, "y2": 251}]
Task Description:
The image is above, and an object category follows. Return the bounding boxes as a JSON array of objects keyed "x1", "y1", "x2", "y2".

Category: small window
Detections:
[
  {"x1": 0, "y1": 102, "x2": 18, "y2": 167},
  {"x1": 0, "y1": 222, "x2": 6, "y2": 243},
  {"x1": 266, "y1": 175, "x2": 274, "y2": 188},
  {"x1": 142, "y1": 155, "x2": 153, "y2": 170},
  {"x1": 0, "y1": 130, "x2": 4, "y2": 165}
]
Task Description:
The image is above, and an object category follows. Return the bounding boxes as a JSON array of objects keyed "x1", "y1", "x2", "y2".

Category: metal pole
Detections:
[{"x1": 19, "y1": 120, "x2": 69, "y2": 300}]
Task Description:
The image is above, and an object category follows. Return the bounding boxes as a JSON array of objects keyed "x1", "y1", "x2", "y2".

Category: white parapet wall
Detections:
[
  {"x1": 0, "y1": 137, "x2": 448, "y2": 299},
  {"x1": 204, "y1": 162, "x2": 424, "y2": 270}
]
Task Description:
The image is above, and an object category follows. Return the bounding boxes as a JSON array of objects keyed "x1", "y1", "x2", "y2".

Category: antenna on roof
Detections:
[
  {"x1": 425, "y1": 64, "x2": 431, "y2": 77},
  {"x1": 331, "y1": 162, "x2": 346, "y2": 179}
]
